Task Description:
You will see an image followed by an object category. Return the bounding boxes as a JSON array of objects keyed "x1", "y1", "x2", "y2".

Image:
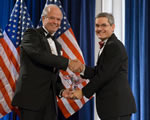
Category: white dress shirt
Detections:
[
  {"x1": 43, "y1": 26, "x2": 58, "y2": 56},
  {"x1": 98, "y1": 39, "x2": 108, "y2": 56}
]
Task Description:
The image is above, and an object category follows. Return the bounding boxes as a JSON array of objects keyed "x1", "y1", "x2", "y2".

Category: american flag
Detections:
[
  {"x1": 0, "y1": 0, "x2": 33, "y2": 118},
  {"x1": 43, "y1": 0, "x2": 92, "y2": 118}
]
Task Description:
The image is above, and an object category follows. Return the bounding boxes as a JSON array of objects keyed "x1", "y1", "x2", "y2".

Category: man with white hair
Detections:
[{"x1": 12, "y1": 4, "x2": 81, "y2": 120}]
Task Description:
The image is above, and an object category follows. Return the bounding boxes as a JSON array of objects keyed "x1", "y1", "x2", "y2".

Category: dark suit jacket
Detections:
[
  {"x1": 12, "y1": 27, "x2": 68, "y2": 115},
  {"x1": 82, "y1": 34, "x2": 136, "y2": 119}
]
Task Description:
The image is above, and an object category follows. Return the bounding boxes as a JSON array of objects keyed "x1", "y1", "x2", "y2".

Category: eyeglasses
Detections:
[
  {"x1": 45, "y1": 16, "x2": 62, "y2": 22},
  {"x1": 95, "y1": 23, "x2": 110, "y2": 28}
]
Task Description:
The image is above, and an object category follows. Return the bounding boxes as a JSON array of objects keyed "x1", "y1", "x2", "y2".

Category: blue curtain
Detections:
[
  {"x1": 125, "y1": 0, "x2": 150, "y2": 120},
  {"x1": 0, "y1": 0, "x2": 95, "y2": 120}
]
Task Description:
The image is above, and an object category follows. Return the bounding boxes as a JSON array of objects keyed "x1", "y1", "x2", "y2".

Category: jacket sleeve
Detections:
[
  {"x1": 82, "y1": 40, "x2": 128, "y2": 98},
  {"x1": 21, "y1": 28, "x2": 69, "y2": 71}
]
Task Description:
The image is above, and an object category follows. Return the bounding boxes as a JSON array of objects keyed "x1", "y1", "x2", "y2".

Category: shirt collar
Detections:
[
  {"x1": 42, "y1": 26, "x2": 55, "y2": 36},
  {"x1": 99, "y1": 39, "x2": 108, "y2": 45}
]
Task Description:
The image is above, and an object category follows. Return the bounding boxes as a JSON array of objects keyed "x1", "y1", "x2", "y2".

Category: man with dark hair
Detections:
[{"x1": 72, "y1": 12, "x2": 136, "y2": 120}]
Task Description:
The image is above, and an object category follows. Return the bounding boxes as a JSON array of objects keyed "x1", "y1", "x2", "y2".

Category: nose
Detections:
[
  {"x1": 53, "y1": 18, "x2": 58, "y2": 24},
  {"x1": 96, "y1": 26, "x2": 102, "y2": 32}
]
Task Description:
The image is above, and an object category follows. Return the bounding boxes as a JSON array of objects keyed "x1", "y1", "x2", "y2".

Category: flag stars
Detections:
[
  {"x1": 24, "y1": 7, "x2": 27, "y2": 9},
  {"x1": 17, "y1": 36, "x2": 20, "y2": 40},
  {"x1": 23, "y1": 11, "x2": 26, "y2": 14},
  {"x1": 16, "y1": 41, "x2": 19, "y2": 45},
  {"x1": 13, "y1": 25, "x2": 16, "y2": 28},
  {"x1": 14, "y1": 14, "x2": 17, "y2": 18},
  {"x1": 0, "y1": 33, "x2": 2, "y2": 37},
  {"x1": 12, "y1": 35, "x2": 15, "y2": 38},
  {"x1": 64, "y1": 21, "x2": 66, "y2": 24},
  {"x1": 64, "y1": 16, "x2": 66, "y2": 20},
  {"x1": 58, "y1": 31, "x2": 61, "y2": 35},
  {"x1": 27, "y1": 23, "x2": 30, "y2": 26},
  {"x1": 4, "y1": 0, "x2": 33, "y2": 48}
]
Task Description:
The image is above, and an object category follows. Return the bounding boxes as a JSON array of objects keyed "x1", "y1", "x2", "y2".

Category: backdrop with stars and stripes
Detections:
[
  {"x1": 0, "y1": 0, "x2": 33, "y2": 118},
  {"x1": 0, "y1": 0, "x2": 95, "y2": 119}
]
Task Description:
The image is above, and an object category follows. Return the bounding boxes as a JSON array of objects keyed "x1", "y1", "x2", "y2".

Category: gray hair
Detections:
[
  {"x1": 41, "y1": 4, "x2": 62, "y2": 17},
  {"x1": 95, "y1": 12, "x2": 115, "y2": 25}
]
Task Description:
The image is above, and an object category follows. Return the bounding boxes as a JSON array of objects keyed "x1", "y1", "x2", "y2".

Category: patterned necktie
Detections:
[{"x1": 99, "y1": 41, "x2": 104, "y2": 49}]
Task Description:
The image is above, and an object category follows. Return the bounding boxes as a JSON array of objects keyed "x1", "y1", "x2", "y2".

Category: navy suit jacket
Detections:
[{"x1": 82, "y1": 34, "x2": 136, "y2": 119}]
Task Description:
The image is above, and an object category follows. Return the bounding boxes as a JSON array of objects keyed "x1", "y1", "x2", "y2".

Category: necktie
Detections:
[{"x1": 99, "y1": 41, "x2": 104, "y2": 49}]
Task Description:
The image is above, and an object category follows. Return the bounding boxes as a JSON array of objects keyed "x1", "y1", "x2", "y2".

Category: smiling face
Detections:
[
  {"x1": 95, "y1": 17, "x2": 115, "y2": 41},
  {"x1": 42, "y1": 6, "x2": 62, "y2": 34}
]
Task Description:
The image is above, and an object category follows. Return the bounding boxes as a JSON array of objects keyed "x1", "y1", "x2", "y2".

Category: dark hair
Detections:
[{"x1": 95, "y1": 12, "x2": 114, "y2": 25}]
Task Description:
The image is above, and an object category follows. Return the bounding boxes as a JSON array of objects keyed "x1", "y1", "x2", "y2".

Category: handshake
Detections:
[
  {"x1": 61, "y1": 59, "x2": 85, "y2": 99},
  {"x1": 68, "y1": 59, "x2": 84, "y2": 73}
]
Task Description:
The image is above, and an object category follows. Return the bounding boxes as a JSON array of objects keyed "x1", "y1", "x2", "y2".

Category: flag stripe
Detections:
[
  {"x1": 73, "y1": 99, "x2": 83, "y2": 108},
  {"x1": 65, "y1": 29, "x2": 84, "y2": 62},
  {"x1": 66, "y1": 99, "x2": 80, "y2": 111},
  {"x1": 59, "y1": 98, "x2": 75, "y2": 116},
  {"x1": 0, "y1": 0, "x2": 34, "y2": 118},
  {"x1": 0, "y1": 57, "x2": 15, "y2": 92},
  {"x1": 0, "y1": 67, "x2": 14, "y2": 101},
  {"x1": 58, "y1": 37, "x2": 77, "y2": 59},
  {"x1": 3, "y1": 32, "x2": 20, "y2": 66},
  {"x1": 0, "y1": 81, "x2": 12, "y2": 112},
  {"x1": 60, "y1": 34, "x2": 84, "y2": 62},
  {"x1": 62, "y1": 49, "x2": 70, "y2": 59},
  {"x1": 0, "y1": 37, "x2": 19, "y2": 73},
  {"x1": 57, "y1": 98, "x2": 71, "y2": 118},
  {"x1": 0, "y1": 91, "x2": 11, "y2": 115},
  {"x1": 0, "y1": 100, "x2": 7, "y2": 116},
  {"x1": 0, "y1": 39, "x2": 19, "y2": 82}
]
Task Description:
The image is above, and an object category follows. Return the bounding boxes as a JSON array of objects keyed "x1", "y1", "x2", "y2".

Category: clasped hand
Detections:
[
  {"x1": 62, "y1": 88, "x2": 83, "y2": 99},
  {"x1": 68, "y1": 59, "x2": 84, "y2": 73}
]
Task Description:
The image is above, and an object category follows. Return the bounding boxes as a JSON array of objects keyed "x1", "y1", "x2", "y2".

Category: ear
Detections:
[
  {"x1": 111, "y1": 24, "x2": 115, "y2": 32},
  {"x1": 42, "y1": 16, "x2": 45, "y2": 21}
]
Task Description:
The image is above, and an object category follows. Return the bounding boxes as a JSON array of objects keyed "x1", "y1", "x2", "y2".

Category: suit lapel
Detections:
[
  {"x1": 96, "y1": 34, "x2": 115, "y2": 66},
  {"x1": 54, "y1": 40, "x2": 61, "y2": 55},
  {"x1": 36, "y1": 27, "x2": 62, "y2": 56},
  {"x1": 37, "y1": 27, "x2": 52, "y2": 53}
]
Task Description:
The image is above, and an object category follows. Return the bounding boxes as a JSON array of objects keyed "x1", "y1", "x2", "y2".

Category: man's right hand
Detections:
[{"x1": 68, "y1": 59, "x2": 84, "y2": 73}]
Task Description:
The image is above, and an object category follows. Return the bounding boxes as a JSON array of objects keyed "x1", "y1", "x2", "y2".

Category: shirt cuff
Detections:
[
  {"x1": 59, "y1": 89, "x2": 65, "y2": 98},
  {"x1": 80, "y1": 65, "x2": 85, "y2": 75}
]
